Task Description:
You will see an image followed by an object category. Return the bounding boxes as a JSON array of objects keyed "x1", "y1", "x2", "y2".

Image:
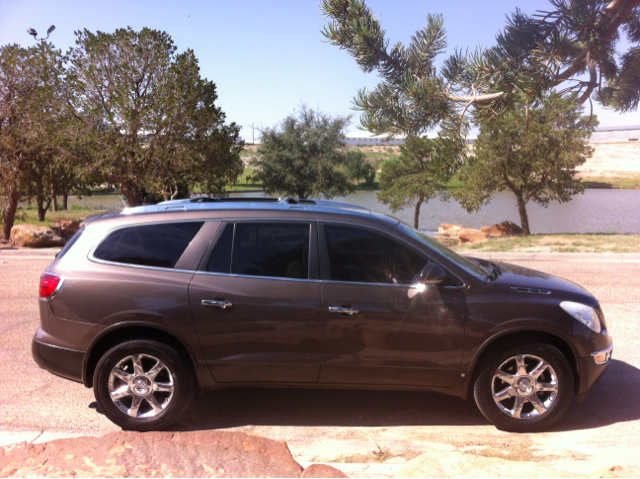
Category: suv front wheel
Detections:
[
  {"x1": 93, "y1": 339, "x2": 195, "y2": 431},
  {"x1": 473, "y1": 343, "x2": 574, "y2": 432}
]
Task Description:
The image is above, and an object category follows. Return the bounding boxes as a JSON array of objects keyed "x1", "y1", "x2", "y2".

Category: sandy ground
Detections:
[
  {"x1": 578, "y1": 142, "x2": 640, "y2": 176},
  {"x1": 0, "y1": 253, "x2": 639, "y2": 477}
]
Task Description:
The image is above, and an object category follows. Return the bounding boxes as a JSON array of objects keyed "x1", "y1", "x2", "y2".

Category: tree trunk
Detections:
[
  {"x1": 414, "y1": 195, "x2": 424, "y2": 229},
  {"x1": 62, "y1": 190, "x2": 68, "y2": 210},
  {"x1": 35, "y1": 175, "x2": 48, "y2": 222},
  {"x1": 52, "y1": 194, "x2": 58, "y2": 212},
  {"x1": 122, "y1": 181, "x2": 143, "y2": 207},
  {"x1": 3, "y1": 188, "x2": 19, "y2": 241},
  {"x1": 37, "y1": 197, "x2": 50, "y2": 222},
  {"x1": 514, "y1": 194, "x2": 531, "y2": 236}
]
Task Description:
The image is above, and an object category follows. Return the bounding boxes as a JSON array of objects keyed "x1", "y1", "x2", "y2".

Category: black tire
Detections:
[
  {"x1": 93, "y1": 339, "x2": 195, "y2": 431},
  {"x1": 473, "y1": 343, "x2": 574, "y2": 433}
]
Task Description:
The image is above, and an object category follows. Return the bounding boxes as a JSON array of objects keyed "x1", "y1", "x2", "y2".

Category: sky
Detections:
[{"x1": 1, "y1": 0, "x2": 637, "y2": 140}]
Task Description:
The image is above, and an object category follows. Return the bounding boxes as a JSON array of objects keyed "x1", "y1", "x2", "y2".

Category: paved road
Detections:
[{"x1": 1, "y1": 253, "x2": 639, "y2": 475}]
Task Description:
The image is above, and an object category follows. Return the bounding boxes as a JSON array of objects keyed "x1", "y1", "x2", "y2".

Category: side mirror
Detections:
[{"x1": 419, "y1": 263, "x2": 446, "y2": 285}]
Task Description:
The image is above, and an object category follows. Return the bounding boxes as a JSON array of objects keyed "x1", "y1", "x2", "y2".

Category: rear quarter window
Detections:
[
  {"x1": 55, "y1": 225, "x2": 85, "y2": 260},
  {"x1": 93, "y1": 222, "x2": 204, "y2": 268}
]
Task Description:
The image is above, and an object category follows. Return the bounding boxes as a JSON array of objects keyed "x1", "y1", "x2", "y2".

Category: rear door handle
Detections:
[
  {"x1": 329, "y1": 306, "x2": 359, "y2": 315},
  {"x1": 202, "y1": 300, "x2": 233, "y2": 309}
]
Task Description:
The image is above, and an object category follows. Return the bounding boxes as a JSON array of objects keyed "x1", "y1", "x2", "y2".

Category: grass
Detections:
[
  {"x1": 227, "y1": 167, "x2": 264, "y2": 191},
  {"x1": 4, "y1": 208, "x2": 112, "y2": 228},
  {"x1": 579, "y1": 174, "x2": 640, "y2": 189},
  {"x1": 450, "y1": 233, "x2": 640, "y2": 253}
]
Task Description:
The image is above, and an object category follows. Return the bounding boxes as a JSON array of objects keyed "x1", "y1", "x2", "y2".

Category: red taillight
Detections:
[{"x1": 39, "y1": 273, "x2": 62, "y2": 298}]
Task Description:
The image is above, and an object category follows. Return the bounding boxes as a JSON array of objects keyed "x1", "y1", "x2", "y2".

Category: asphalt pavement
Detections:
[{"x1": 1, "y1": 249, "x2": 639, "y2": 476}]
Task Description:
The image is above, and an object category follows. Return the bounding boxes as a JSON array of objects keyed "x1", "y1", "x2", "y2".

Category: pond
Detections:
[
  {"x1": 234, "y1": 189, "x2": 640, "y2": 234},
  {"x1": 65, "y1": 189, "x2": 640, "y2": 234}
]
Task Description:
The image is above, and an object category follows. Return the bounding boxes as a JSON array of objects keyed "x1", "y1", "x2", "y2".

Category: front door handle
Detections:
[
  {"x1": 329, "y1": 306, "x2": 359, "y2": 315},
  {"x1": 202, "y1": 299, "x2": 233, "y2": 309}
]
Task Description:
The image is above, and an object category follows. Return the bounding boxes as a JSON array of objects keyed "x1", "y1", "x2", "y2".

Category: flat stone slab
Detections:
[
  {"x1": 0, "y1": 430, "x2": 306, "y2": 477},
  {"x1": 395, "y1": 451, "x2": 586, "y2": 478}
]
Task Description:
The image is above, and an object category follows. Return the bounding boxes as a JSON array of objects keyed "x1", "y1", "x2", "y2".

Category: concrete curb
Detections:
[
  {"x1": 464, "y1": 252, "x2": 640, "y2": 262},
  {"x1": 0, "y1": 429, "x2": 83, "y2": 447}
]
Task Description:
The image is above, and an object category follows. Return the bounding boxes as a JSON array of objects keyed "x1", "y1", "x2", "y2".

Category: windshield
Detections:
[{"x1": 395, "y1": 222, "x2": 489, "y2": 278}]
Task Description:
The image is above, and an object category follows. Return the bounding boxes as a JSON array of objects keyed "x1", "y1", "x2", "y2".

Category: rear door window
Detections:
[
  {"x1": 323, "y1": 225, "x2": 425, "y2": 284},
  {"x1": 232, "y1": 223, "x2": 310, "y2": 279},
  {"x1": 94, "y1": 222, "x2": 204, "y2": 268}
]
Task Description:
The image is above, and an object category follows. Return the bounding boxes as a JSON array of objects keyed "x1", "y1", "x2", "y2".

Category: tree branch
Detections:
[{"x1": 443, "y1": 91, "x2": 505, "y2": 103}]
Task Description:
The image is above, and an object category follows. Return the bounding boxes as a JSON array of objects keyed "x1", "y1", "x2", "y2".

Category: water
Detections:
[
  {"x1": 65, "y1": 189, "x2": 640, "y2": 234},
  {"x1": 233, "y1": 189, "x2": 640, "y2": 234}
]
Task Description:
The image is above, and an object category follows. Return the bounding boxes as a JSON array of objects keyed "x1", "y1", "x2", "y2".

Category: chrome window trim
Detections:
[
  {"x1": 194, "y1": 270, "x2": 320, "y2": 284},
  {"x1": 88, "y1": 219, "x2": 208, "y2": 273},
  {"x1": 319, "y1": 279, "x2": 468, "y2": 289},
  {"x1": 193, "y1": 270, "x2": 468, "y2": 289},
  {"x1": 89, "y1": 256, "x2": 197, "y2": 274}
]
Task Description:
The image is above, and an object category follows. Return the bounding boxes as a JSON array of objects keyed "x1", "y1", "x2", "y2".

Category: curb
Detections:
[
  {"x1": 464, "y1": 252, "x2": 640, "y2": 262},
  {"x1": 0, "y1": 248, "x2": 62, "y2": 260},
  {"x1": 0, "y1": 429, "x2": 83, "y2": 448}
]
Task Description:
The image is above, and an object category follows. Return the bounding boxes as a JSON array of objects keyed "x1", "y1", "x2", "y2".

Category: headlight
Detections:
[{"x1": 560, "y1": 301, "x2": 601, "y2": 333}]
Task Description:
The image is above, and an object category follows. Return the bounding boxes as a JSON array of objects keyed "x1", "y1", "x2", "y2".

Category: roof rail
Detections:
[{"x1": 123, "y1": 196, "x2": 371, "y2": 215}]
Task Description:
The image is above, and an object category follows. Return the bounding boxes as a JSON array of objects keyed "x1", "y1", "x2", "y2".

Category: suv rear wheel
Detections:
[
  {"x1": 93, "y1": 339, "x2": 195, "y2": 431},
  {"x1": 473, "y1": 343, "x2": 574, "y2": 432}
]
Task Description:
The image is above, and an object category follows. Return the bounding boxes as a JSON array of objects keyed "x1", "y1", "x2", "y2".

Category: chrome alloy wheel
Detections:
[
  {"x1": 108, "y1": 354, "x2": 175, "y2": 418},
  {"x1": 491, "y1": 354, "x2": 559, "y2": 419}
]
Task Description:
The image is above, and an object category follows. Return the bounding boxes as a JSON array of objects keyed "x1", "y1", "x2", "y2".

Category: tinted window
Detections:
[
  {"x1": 395, "y1": 222, "x2": 488, "y2": 277},
  {"x1": 324, "y1": 225, "x2": 425, "y2": 284},
  {"x1": 233, "y1": 223, "x2": 310, "y2": 279},
  {"x1": 94, "y1": 222, "x2": 204, "y2": 268},
  {"x1": 207, "y1": 223, "x2": 234, "y2": 273}
]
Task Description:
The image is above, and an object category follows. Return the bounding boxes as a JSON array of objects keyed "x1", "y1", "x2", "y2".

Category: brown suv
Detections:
[{"x1": 33, "y1": 197, "x2": 612, "y2": 432}]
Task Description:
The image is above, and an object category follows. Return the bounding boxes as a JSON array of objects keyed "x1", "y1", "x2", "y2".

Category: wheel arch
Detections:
[
  {"x1": 82, "y1": 323, "x2": 198, "y2": 388},
  {"x1": 464, "y1": 330, "x2": 580, "y2": 399}
]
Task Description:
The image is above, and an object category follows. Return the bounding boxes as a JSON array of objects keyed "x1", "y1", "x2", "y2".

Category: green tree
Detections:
[
  {"x1": 345, "y1": 149, "x2": 375, "y2": 185},
  {"x1": 0, "y1": 42, "x2": 64, "y2": 237},
  {"x1": 377, "y1": 136, "x2": 459, "y2": 229},
  {"x1": 321, "y1": 0, "x2": 640, "y2": 134},
  {"x1": 452, "y1": 95, "x2": 597, "y2": 236},
  {"x1": 252, "y1": 106, "x2": 353, "y2": 199},
  {"x1": 66, "y1": 27, "x2": 242, "y2": 206}
]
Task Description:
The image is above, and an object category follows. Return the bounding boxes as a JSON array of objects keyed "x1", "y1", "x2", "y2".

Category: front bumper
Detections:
[{"x1": 32, "y1": 333, "x2": 84, "y2": 383}]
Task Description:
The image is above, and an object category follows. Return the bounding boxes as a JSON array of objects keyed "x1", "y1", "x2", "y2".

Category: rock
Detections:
[
  {"x1": 458, "y1": 228, "x2": 488, "y2": 244},
  {"x1": 438, "y1": 224, "x2": 463, "y2": 237},
  {"x1": 395, "y1": 451, "x2": 586, "y2": 478},
  {"x1": 10, "y1": 225, "x2": 66, "y2": 248},
  {"x1": 0, "y1": 430, "x2": 304, "y2": 478},
  {"x1": 52, "y1": 219, "x2": 80, "y2": 239},
  {"x1": 480, "y1": 220, "x2": 523, "y2": 236},
  {"x1": 591, "y1": 465, "x2": 640, "y2": 478},
  {"x1": 302, "y1": 463, "x2": 349, "y2": 477}
]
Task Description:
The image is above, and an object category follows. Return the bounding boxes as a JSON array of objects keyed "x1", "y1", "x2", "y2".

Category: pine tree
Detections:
[{"x1": 321, "y1": 0, "x2": 640, "y2": 131}]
